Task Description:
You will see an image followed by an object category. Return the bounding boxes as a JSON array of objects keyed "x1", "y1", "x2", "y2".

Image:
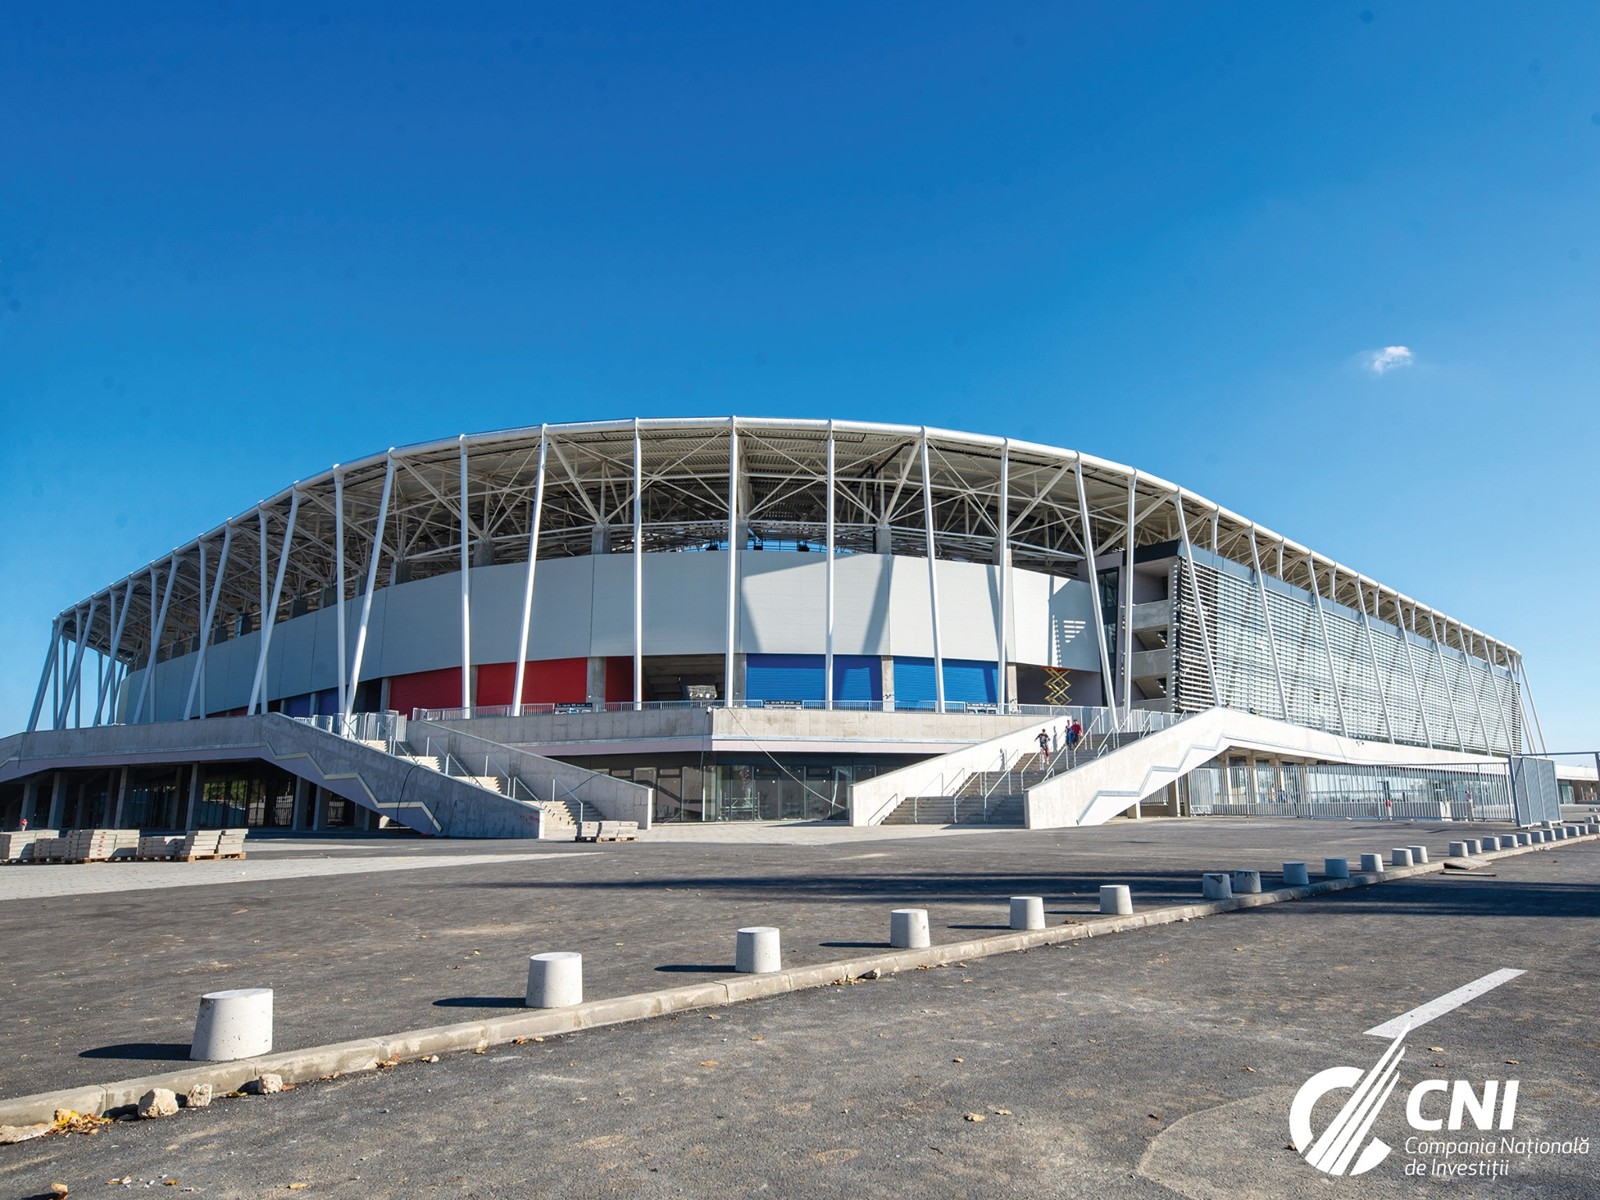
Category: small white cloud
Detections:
[{"x1": 1367, "y1": 345, "x2": 1415, "y2": 375}]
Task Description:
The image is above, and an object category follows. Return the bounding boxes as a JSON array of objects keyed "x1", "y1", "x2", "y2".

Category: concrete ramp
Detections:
[{"x1": 1023, "y1": 709, "x2": 1512, "y2": 829}]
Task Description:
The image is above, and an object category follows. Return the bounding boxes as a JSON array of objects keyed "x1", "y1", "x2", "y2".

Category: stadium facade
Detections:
[{"x1": 4, "y1": 417, "x2": 1577, "y2": 834}]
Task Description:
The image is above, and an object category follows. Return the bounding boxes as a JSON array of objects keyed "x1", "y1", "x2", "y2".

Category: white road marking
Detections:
[{"x1": 1364, "y1": 968, "x2": 1526, "y2": 1038}]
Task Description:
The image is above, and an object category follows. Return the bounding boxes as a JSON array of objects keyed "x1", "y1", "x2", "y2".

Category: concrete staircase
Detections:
[{"x1": 880, "y1": 793, "x2": 1026, "y2": 826}]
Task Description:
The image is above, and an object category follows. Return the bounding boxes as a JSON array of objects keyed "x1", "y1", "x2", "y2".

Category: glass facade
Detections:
[{"x1": 576, "y1": 753, "x2": 921, "y2": 822}]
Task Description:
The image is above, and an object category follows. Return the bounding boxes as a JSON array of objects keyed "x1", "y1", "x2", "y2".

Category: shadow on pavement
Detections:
[{"x1": 80, "y1": 1042, "x2": 192, "y2": 1062}]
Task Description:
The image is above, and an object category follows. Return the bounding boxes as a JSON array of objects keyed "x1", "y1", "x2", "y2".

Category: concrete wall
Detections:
[{"x1": 124, "y1": 552, "x2": 1103, "y2": 721}]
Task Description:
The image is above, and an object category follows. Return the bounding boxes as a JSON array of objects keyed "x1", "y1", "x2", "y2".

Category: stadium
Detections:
[{"x1": 2, "y1": 417, "x2": 1590, "y2": 836}]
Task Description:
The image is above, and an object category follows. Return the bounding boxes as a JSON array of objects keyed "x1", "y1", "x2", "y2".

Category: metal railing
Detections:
[
  {"x1": 411, "y1": 699, "x2": 1152, "y2": 721},
  {"x1": 289, "y1": 710, "x2": 407, "y2": 750}
]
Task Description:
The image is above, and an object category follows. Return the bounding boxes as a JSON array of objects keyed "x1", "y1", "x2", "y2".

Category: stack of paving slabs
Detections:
[
  {"x1": 177, "y1": 828, "x2": 249, "y2": 860},
  {"x1": 137, "y1": 835, "x2": 181, "y2": 860},
  {"x1": 0, "y1": 829, "x2": 58, "y2": 862},
  {"x1": 60, "y1": 829, "x2": 141, "y2": 862}
]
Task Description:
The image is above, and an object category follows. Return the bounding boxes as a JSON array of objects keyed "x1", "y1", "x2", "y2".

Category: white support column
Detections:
[
  {"x1": 334, "y1": 469, "x2": 348, "y2": 717},
  {"x1": 1171, "y1": 493, "x2": 1219, "y2": 707},
  {"x1": 1459, "y1": 625, "x2": 1493, "y2": 753},
  {"x1": 1120, "y1": 474, "x2": 1137, "y2": 720},
  {"x1": 26, "y1": 618, "x2": 63, "y2": 733},
  {"x1": 724, "y1": 419, "x2": 739, "y2": 707},
  {"x1": 824, "y1": 421, "x2": 835, "y2": 709},
  {"x1": 1306, "y1": 557, "x2": 1350, "y2": 737},
  {"x1": 1518, "y1": 655, "x2": 1548, "y2": 754},
  {"x1": 185, "y1": 534, "x2": 233, "y2": 723},
  {"x1": 94, "y1": 580, "x2": 136, "y2": 725},
  {"x1": 1393, "y1": 597, "x2": 1433, "y2": 748},
  {"x1": 60, "y1": 598, "x2": 99, "y2": 730},
  {"x1": 633, "y1": 419, "x2": 644, "y2": 712},
  {"x1": 249, "y1": 491, "x2": 300, "y2": 716},
  {"x1": 1479, "y1": 635, "x2": 1517, "y2": 753},
  {"x1": 1425, "y1": 610, "x2": 1465, "y2": 752},
  {"x1": 1074, "y1": 461, "x2": 1119, "y2": 724},
  {"x1": 459, "y1": 437, "x2": 473, "y2": 715},
  {"x1": 133, "y1": 559, "x2": 180, "y2": 724},
  {"x1": 257, "y1": 507, "x2": 269, "y2": 656},
  {"x1": 996, "y1": 441, "x2": 1010, "y2": 712},
  {"x1": 1248, "y1": 527, "x2": 1290, "y2": 722},
  {"x1": 1353, "y1": 580, "x2": 1395, "y2": 742},
  {"x1": 185, "y1": 538, "x2": 213, "y2": 720},
  {"x1": 920, "y1": 430, "x2": 945, "y2": 714},
  {"x1": 512, "y1": 427, "x2": 549, "y2": 714},
  {"x1": 345, "y1": 455, "x2": 396, "y2": 724}
]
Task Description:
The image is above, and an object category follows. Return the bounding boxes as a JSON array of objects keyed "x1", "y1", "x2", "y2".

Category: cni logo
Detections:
[{"x1": 1289, "y1": 1027, "x2": 1409, "y2": 1176}]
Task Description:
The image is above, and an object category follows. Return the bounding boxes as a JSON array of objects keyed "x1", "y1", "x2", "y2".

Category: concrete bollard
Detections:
[
  {"x1": 1324, "y1": 858, "x2": 1350, "y2": 879},
  {"x1": 525, "y1": 952, "x2": 583, "y2": 1008},
  {"x1": 1463, "y1": 839, "x2": 1481, "y2": 855},
  {"x1": 1099, "y1": 885, "x2": 1133, "y2": 915},
  {"x1": 1516, "y1": 832, "x2": 1532, "y2": 846},
  {"x1": 1009, "y1": 896, "x2": 1046, "y2": 931},
  {"x1": 1481, "y1": 836, "x2": 1499, "y2": 851},
  {"x1": 1202, "y1": 873, "x2": 1233, "y2": 900},
  {"x1": 1282, "y1": 861, "x2": 1310, "y2": 886},
  {"x1": 191, "y1": 988, "x2": 273, "y2": 1062},
  {"x1": 1359, "y1": 853, "x2": 1384, "y2": 874},
  {"x1": 735, "y1": 927, "x2": 782, "y2": 973},
  {"x1": 1391, "y1": 848, "x2": 1413, "y2": 867},
  {"x1": 1552, "y1": 828, "x2": 1567, "y2": 842},
  {"x1": 1229, "y1": 870, "x2": 1262, "y2": 895},
  {"x1": 1408, "y1": 845, "x2": 1428, "y2": 864},
  {"x1": 1449, "y1": 841, "x2": 1469, "y2": 856},
  {"x1": 890, "y1": 908, "x2": 931, "y2": 949},
  {"x1": 1531, "y1": 830, "x2": 1546, "y2": 844}
]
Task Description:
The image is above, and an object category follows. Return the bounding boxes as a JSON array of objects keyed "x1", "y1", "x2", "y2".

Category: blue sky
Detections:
[{"x1": 2, "y1": 2, "x2": 1596, "y2": 750}]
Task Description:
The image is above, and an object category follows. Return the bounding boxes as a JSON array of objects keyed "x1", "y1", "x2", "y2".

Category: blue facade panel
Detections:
[
  {"x1": 831, "y1": 655, "x2": 881, "y2": 703},
  {"x1": 745, "y1": 654, "x2": 826, "y2": 703},
  {"x1": 893, "y1": 657, "x2": 997, "y2": 709}
]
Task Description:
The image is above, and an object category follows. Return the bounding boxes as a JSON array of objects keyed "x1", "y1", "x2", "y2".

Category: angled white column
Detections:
[
  {"x1": 725, "y1": 419, "x2": 739, "y2": 707},
  {"x1": 345, "y1": 455, "x2": 396, "y2": 724},
  {"x1": 1459, "y1": 624, "x2": 1494, "y2": 753},
  {"x1": 1424, "y1": 610, "x2": 1464, "y2": 751},
  {"x1": 1518, "y1": 655, "x2": 1548, "y2": 754},
  {"x1": 920, "y1": 430, "x2": 945, "y2": 713},
  {"x1": 1353, "y1": 578, "x2": 1395, "y2": 742},
  {"x1": 633, "y1": 420, "x2": 644, "y2": 712},
  {"x1": 94, "y1": 580, "x2": 137, "y2": 725},
  {"x1": 996, "y1": 441, "x2": 1010, "y2": 712},
  {"x1": 27, "y1": 618, "x2": 63, "y2": 733},
  {"x1": 1248, "y1": 526, "x2": 1290, "y2": 722},
  {"x1": 249, "y1": 490, "x2": 300, "y2": 715},
  {"x1": 1171, "y1": 492, "x2": 1219, "y2": 707},
  {"x1": 334, "y1": 469, "x2": 348, "y2": 716},
  {"x1": 132, "y1": 559, "x2": 180, "y2": 724},
  {"x1": 1120, "y1": 475, "x2": 1136, "y2": 720},
  {"x1": 512, "y1": 427, "x2": 549, "y2": 713},
  {"x1": 60, "y1": 598, "x2": 100, "y2": 730},
  {"x1": 824, "y1": 421, "x2": 835, "y2": 709},
  {"x1": 185, "y1": 534, "x2": 233, "y2": 723},
  {"x1": 1074, "y1": 461, "x2": 1119, "y2": 724},
  {"x1": 1306, "y1": 556, "x2": 1350, "y2": 736},
  {"x1": 1392, "y1": 597, "x2": 1432, "y2": 748},
  {"x1": 459, "y1": 437, "x2": 473, "y2": 714}
]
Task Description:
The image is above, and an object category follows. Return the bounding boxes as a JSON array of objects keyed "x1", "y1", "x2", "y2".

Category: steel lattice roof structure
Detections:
[{"x1": 32, "y1": 417, "x2": 1531, "y2": 737}]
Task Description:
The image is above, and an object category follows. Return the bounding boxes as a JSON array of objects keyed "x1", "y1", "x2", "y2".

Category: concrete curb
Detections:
[{"x1": 2, "y1": 827, "x2": 1594, "y2": 1128}]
